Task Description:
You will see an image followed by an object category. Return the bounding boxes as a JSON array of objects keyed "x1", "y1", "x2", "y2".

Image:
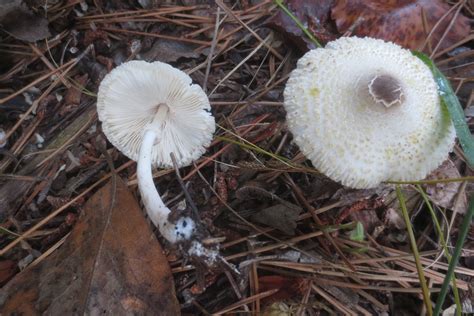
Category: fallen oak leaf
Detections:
[
  {"x1": 331, "y1": 0, "x2": 470, "y2": 51},
  {"x1": 0, "y1": 178, "x2": 180, "y2": 315}
]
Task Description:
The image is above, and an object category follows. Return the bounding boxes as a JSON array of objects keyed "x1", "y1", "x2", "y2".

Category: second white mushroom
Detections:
[{"x1": 284, "y1": 37, "x2": 456, "y2": 189}]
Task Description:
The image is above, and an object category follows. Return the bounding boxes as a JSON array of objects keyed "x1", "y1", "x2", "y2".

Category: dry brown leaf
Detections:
[
  {"x1": 266, "y1": 0, "x2": 337, "y2": 51},
  {"x1": 251, "y1": 203, "x2": 302, "y2": 235},
  {"x1": 141, "y1": 39, "x2": 201, "y2": 63},
  {"x1": 258, "y1": 275, "x2": 308, "y2": 303},
  {"x1": 0, "y1": 178, "x2": 180, "y2": 315},
  {"x1": 0, "y1": 260, "x2": 16, "y2": 286},
  {"x1": 425, "y1": 159, "x2": 467, "y2": 214},
  {"x1": 331, "y1": 0, "x2": 470, "y2": 50},
  {"x1": 64, "y1": 74, "x2": 88, "y2": 106},
  {"x1": 383, "y1": 207, "x2": 406, "y2": 230},
  {"x1": 0, "y1": 0, "x2": 50, "y2": 42}
]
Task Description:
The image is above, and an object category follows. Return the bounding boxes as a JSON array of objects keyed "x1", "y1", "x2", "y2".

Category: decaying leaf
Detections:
[
  {"x1": 442, "y1": 50, "x2": 474, "y2": 100},
  {"x1": 383, "y1": 207, "x2": 406, "y2": 230},
  {"x1": 0, "y1": 260, "x2": 16, "y2": 286},
  {"x1": 258, "y1": 275, "x2": 308, "y2": 303},
  {"x1": 385, "y1": 186, "x2": 421, "y2": 218},
  {"x1": 235, "y1": 183, "x2": 302, "y2": 234},
  {"x1": 141, "y1": 39, "x2": 201, "y2": 63},
  {"x1": 0, "y1": 178, "x2": 180, "y2": 315},
  {"x1": 251, "y1": 203, "x2": 302, "y2": 235},
  {"x1": 262, "y1": 302, "x2": 291, "y2": 316},
  {"x1": 425, "y1": 159, "x2": 468, "y2": 214},
  {"x1": 266, "y1": 0, "x2": 337, "y2": 51},
  {"x1": 0, "y1": 0, "x2": 51, "y2": 42},
  {"x1": 331, "y1": 0, "x2": 470, "y2": 50},
  {"x1": 64, "y1": 74, "x2": 89, "y2": 106},
  {"x1": 337, "y1": 197, "x2": 384, "y2": 233}
]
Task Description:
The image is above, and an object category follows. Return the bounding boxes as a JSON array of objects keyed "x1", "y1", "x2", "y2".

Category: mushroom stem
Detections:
[
  {"x1": 137, "y1": 129, "x2": 169, "y2": 227},
  {"x1": 138, "y1": 129, "x2": 196, "y2": 243}
]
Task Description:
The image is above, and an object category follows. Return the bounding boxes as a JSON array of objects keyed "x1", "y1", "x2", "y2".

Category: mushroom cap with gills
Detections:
[
  {"x1": 283, "y1": 37, "x2": 455, "y2": 189},
  {"x1": 97, "y1": 60, "x2": 215, "y2": 168}
]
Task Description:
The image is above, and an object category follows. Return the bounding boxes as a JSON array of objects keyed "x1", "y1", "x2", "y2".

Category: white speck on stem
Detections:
[{"x1": 0, "y1": 129, "x2": 6, "y2": 148}]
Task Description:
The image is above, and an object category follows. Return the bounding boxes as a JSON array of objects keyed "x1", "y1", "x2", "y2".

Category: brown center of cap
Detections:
[{"x1": 368, "y1": 74, "x2": 404, "y2": 108}]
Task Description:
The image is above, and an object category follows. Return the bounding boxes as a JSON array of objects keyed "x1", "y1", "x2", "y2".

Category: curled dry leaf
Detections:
[
  {"x1": 425, "y1": 159, "x2": 467, "y2": 214},
  {"x1": 331, "y1": 0, "x2": 470, "y2": 50},
  {"x1": 0, "y1": 178, "x2": 180, "y2": 315}
]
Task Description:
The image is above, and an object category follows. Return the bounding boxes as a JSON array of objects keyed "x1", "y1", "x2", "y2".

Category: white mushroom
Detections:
[
  {"x1": 97, "y1": 60, "x2": 215, "y2": 243},
  {"x1": 284, "y1": 37, "x2": 455, "y2": 189}
]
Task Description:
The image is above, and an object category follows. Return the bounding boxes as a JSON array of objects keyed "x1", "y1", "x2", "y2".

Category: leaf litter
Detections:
[
  {"x1": 0, "y1": 0, "x2": 51, "y2": 43},
  {"x1": 0, "y1": 178, "x2": 180, "y2": 314},
  {"x1": 0, "y1": 0, "x2": 472, "y2": 315}
]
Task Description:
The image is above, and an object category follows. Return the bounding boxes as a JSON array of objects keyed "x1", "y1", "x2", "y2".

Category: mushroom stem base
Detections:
[{"x1": 138, "y1": 130, "x2": 228, "y2": 268}]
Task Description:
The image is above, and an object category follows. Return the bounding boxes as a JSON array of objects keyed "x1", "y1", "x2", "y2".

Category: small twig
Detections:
[
  {"x1": 170, "y1": 152, "x2": 200, "y2": 219},
  {"x1": 202, "y1": 7, "x2": 222, "y2": 93}
]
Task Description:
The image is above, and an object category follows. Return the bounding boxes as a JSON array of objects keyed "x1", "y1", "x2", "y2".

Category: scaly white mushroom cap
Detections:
[
  {"x1": 284, "y1": 37, "x2": 455, "y2": 189},
  {"x1": 97, "y1": 60, "x2": 215, "y2": 168}
]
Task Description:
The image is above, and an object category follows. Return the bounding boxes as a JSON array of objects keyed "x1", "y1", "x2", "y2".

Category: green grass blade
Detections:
[
  {"x1": 388, "y1": 176, "x2": 474, "y2": 185},
  {"x1": 396, "y1": 185, "x2": 433, "y2": 315},
  {"x1": 273, "y1": 0, "x2": 322, "y2": 48},
  {"x1": 416, "y1": 185, "x2": 461, "y2": 316},
  {"x1": 413, "y1": 51, "x2": 474, "y2": 167},
  {"x1": 433, "y1": 198, "x2": 474, "y2": 315}
]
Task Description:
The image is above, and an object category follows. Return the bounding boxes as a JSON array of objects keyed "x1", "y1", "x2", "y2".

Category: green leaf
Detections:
[
  {"x1": 413, "y1": 51, "x2": 474, "y2": 167},
  {"x1": 349, "y1": 222, "x2": 365, "y2": 241}
]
